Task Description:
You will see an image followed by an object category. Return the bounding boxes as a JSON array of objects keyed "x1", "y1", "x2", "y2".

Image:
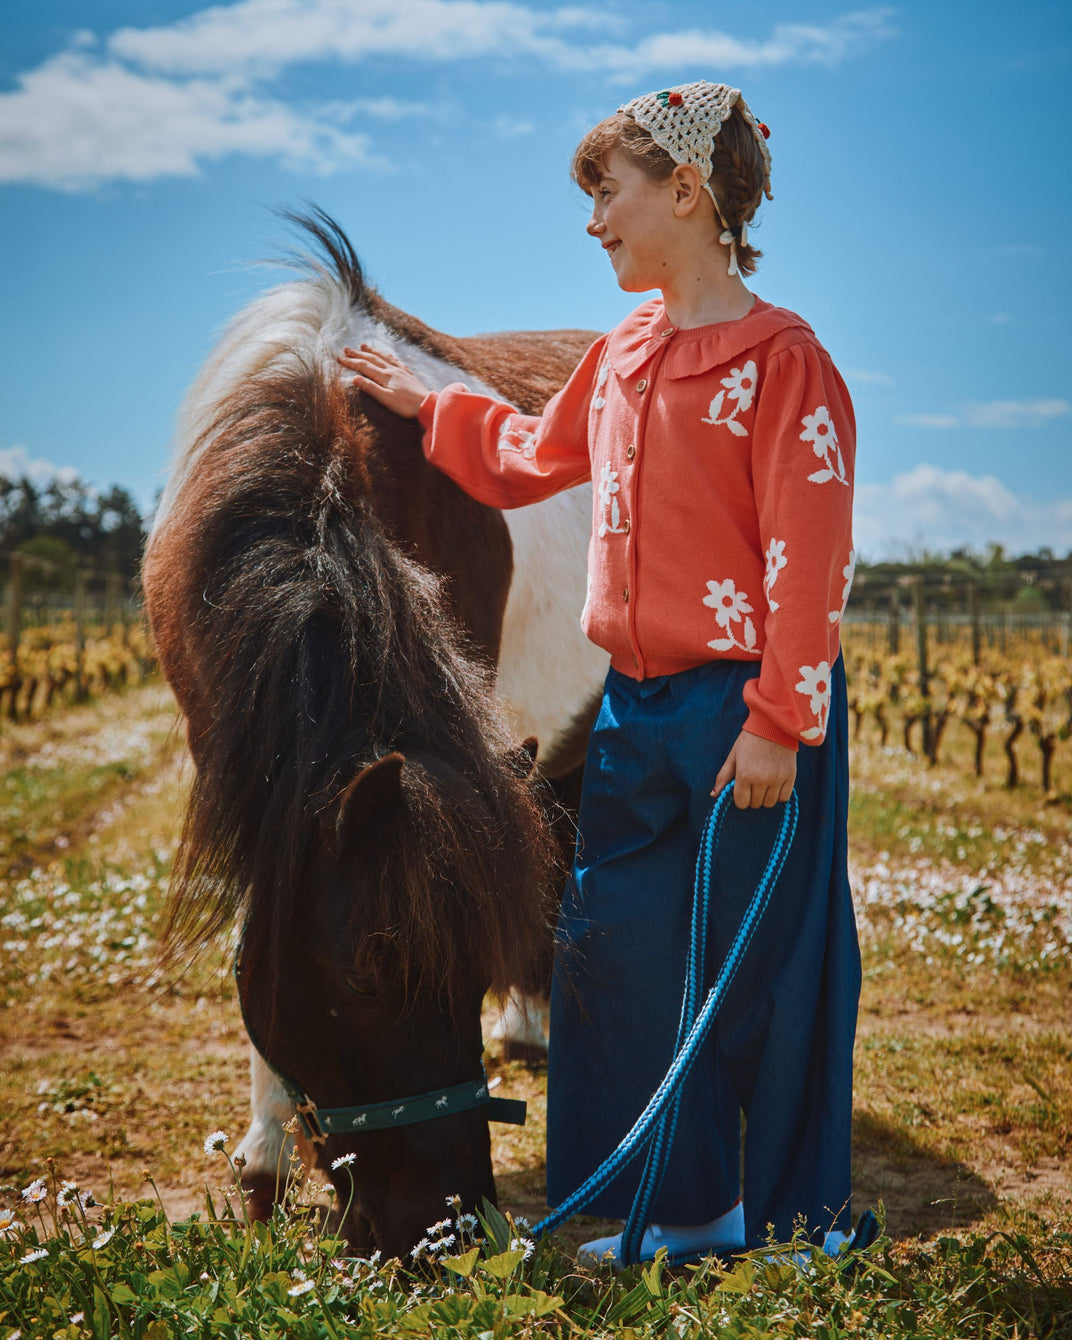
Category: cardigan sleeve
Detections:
[
  {"x1": 415, "y1": 337, "x2": 605, "y2": 509},
  {"x1": 742, "y1": 340, "x2": 856, "y2": 749}
]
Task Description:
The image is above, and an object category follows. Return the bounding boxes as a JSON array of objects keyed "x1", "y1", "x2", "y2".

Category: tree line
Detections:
[{"x1": 0, "y1": 473, "x2": 144, "y2": 588}]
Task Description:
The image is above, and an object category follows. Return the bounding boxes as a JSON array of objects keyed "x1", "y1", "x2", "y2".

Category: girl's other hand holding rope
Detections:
[
  {"x1": 337, "y1": 345, "x2": 429, "y2": 418},
  {"x1": 712, "y1": 730, "x2": 796, "y2": 809}
]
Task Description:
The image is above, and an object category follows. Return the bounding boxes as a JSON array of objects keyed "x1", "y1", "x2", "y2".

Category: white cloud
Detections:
[
  {"x1": 106, "y1": 1, "x2": 893, "y2": 79},
  {"x1": 106, "y1": 0, "x2": 609, "y2": 76},
  {"x1": 0, "y1": 51, "x2": 378, "y2": 189},
  {"x1": 0, "y1": 3, "x2": 897, "y2": 189},
  {"x1": 845, "y1": 367, "x2": 894, "y2": 386},
  {"x1": 584, "y1": 9, "x2": 898, "y2": 79},
  {"x1": 854, "y1": 464, "x2": 1072, "y2": 558},
  {"x1": 0, "y1": 445, "x2": 80, "y2": 487},
  {"x1": 895, "y1": 399, "x2": 1070, "y2": 430}
]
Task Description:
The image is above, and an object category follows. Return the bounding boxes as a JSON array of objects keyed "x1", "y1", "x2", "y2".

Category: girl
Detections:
[{"x1": 338, "y1": 80, "x2": 864, "y2": 1264}]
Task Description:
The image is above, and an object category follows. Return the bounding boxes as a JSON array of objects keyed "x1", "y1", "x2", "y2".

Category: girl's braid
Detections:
[{"x1": 708, "y1": 110, "x2": 767, "y2": 276}]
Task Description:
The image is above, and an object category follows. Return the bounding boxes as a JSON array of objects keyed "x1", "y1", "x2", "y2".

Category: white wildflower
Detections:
[
  {"x1": 410, "y1": 1237, "x2": 431, "y2": 1259},
  {"x1": 0, "y1": 1208, "x2": 23, "y2": 1236},
  {"x1": 287, "y1": 1279, "x2": 315, "y2": 1297},
  {"x1": 331, "y1": 1152, "x2": 357, "y2": 1170},
  {"x1": 92, "y1": 1227, "x2": 116, "y2": 1250},
  {"x1": 21, "y1": 1179, "x2": 47, "y2": 1204},
  {"x1": 428, "y1": 1217, "x2": 452, "y2": 1235},
  {"x1": 203, "y1": 1129, "x2": 228, "y2": 1154},
  {"x1": 444, "y1": 1193, "x2": 462, "y2": 1209},
  {"x1": 20, "y1": 1247, "x2": 48, "y2": 1263},
  {"x1": 510, "y1": 1235, "x2": 535, "y2": 1260},
  {"x1": 456, "y1": 1213, "x2": 479, "y2": 1234},
  {"x1": 57, "y1": 1181, "x2": 80, "y2": 1209},
  {"x1": 430, "y1": 1233, "x2": 456, "y2": 1254},
  {"x1": 69, "y1": 1314, "x2": 85, "y2": 1325}
]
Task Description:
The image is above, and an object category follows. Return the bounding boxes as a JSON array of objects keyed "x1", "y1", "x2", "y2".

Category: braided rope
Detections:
[{"x1": 533, "y1": 786, "x2": 798, "y2": 1249}]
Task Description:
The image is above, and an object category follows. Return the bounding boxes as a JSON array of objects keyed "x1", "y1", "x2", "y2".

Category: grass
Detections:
[{"x1": 1, "y1": 678, "x2": 1070, "y2": 1337}]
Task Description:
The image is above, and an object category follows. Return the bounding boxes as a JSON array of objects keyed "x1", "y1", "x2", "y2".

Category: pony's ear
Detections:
[
  {"x1": 334, "y1": 752, "x2": 406, "y2": 857},
  {"x1": 508, "y1": 736, "x2": 539, "y2": 777}
]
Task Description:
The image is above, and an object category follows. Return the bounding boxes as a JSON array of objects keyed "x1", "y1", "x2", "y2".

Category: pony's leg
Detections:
[
  {"x1": 235, "y1": 1044, "x2": 296, "y2": 1221},
  {"x1": 489, "y1": 989, "x2": 548, "y2": 1063}
]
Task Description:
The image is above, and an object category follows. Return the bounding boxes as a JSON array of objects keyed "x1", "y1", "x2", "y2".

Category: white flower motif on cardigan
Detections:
[
  {"x1": 703, "y1": 577, "x2": 758, "y2": 653},
  {"x1": 597, "y1": 462, "x2": 628, "y2": 538},
  {"x1": 701, "y1": 359, "x2": 757, "y2": 438},
  {"x1": 497, "y1": 416, "x2": 538, "y2": 459},
  {"x1": 800, "y1": 405, "x2": 848, "y2": 486},
  {"x1": 763, "y1": 537, "x2": 787, "y2": 612},
  {"x1": 592, "y1": 358, "x2": 611, "y2": 411},
  {"x1": 796, "y1": 661, "x2": 832, "y2": 741},
  {"x1": 828, "y1": 549, "x2": 857, "y2": 625}
]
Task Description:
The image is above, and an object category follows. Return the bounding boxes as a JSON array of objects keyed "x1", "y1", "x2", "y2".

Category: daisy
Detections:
[
  {"x1": 597, "y1": 462, "x2": 620, "y2": 509},
  {"x1": 203, "y1": 1130, "x2": 228, "y2": 1155},
  {"x1": 330, "y1": 1152, "x2": 356, "y2": 1170},
  {"x1": 92, "y1": 1227, "x2": 116, "y2": 1250},
  {"x1": 796, "y1": 662, "x2": 832, "y2": 739},
  {"x1": 21, "y1": 1179, "x2": 47, "y2": 1205},
  {"x1": 0, "y1": 1209, "x2": 23, "y2": 1236},
  {"x1": 20, "y1": 1248, "x2": 48, "y2": 1264},
  {"x1": 57, "y1": 1181, "x2": 80, "y2": 1209},
  {"x1": 799, "y1": 405, "x2": 836, "y2": 456},
  {"x1": 287, "y1": 1279, "x2": 315, "y2": 1297},
  {"x1": 703, "y1": 578, "x2": 752, "y2": 629},
  {"x1": 510, "y1": 1236, "x2": 535, "y2": 1261},
  {"x1": 721, "y1": 359, "x2": 757, "y2": 411}
]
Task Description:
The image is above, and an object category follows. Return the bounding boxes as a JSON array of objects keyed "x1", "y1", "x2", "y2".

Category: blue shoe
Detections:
[{"x1": 578, "y1": 1202, "x2": 745, "y2": 1267}]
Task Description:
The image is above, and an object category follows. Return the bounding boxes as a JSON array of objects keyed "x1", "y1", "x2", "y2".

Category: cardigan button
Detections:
[
  {"x1": 626, "y1": 442, "x2": 636, "y2": 460},
  {"x1": 622, "y1": 586, "x2": 629, "y2": 603},
  {"x1": 622, "y1": 518, "x2": 631, "y2": 533},
  {"x1": 635, "y1": 378, "x2": 648, "y2": 394}
]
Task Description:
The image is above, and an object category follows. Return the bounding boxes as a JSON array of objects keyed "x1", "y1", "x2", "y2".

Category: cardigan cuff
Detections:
[
  {"x1": 417, "y1": 390, "x2": 438, "y2": 430},
  {"x1": 742, "y1": 709, "x2": 801, "y2": 753}
]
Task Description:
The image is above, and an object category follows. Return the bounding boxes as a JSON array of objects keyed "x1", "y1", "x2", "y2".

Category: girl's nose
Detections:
[{"x1": 587, "y1": 216, "x2": 605, "y2": 237}]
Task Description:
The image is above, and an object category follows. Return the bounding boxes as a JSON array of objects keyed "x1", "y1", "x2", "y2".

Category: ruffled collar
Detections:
[{"x1": 605, "y1": 296, "x2": 815, "y2": 379}]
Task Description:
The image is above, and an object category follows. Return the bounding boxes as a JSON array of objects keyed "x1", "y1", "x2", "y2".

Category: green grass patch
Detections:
[{"x1": 2, "y1": 1170, "x2": 1070, "y2": 1339}]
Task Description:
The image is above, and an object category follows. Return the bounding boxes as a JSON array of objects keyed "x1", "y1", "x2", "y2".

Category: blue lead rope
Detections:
[{"x1": 532, "y1": 785, "x2": 799, "y2": 1262}]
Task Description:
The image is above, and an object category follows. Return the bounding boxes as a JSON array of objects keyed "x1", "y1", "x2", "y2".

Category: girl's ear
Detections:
[{"x1": 671, "y1": 163, "x2": 705, "y2": 217}]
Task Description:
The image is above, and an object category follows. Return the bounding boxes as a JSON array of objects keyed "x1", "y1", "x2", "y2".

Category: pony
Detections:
[{"x1": 143, "y1": 211, "x2": 607, "y2": 1256}]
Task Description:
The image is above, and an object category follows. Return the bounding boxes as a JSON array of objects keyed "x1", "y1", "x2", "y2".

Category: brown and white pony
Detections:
[{"x1": 143, "y1": 212, "x2": 607, "y2": 1256}]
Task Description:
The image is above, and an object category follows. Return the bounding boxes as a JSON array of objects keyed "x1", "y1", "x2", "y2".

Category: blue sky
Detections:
[{"x1": 1, "y1": 0, "x2": 1069, "y2": 559}]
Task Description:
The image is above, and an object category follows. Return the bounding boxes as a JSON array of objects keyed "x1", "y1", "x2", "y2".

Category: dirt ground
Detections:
[{"x1": 1, "y1": 682, "x2": 1069, "y2": 1253}]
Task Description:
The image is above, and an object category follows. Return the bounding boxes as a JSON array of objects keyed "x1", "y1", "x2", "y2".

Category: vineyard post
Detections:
[
  {"x1": 74, "y1": 568, "x2": 87, "y2": 702},
  {"x1": 969, "y1": 581, "x2": 982, "y2": 666},
  {"x1": 914, "y1": 576, "x2": 933, "y2": 758},
  {"x1": 888, "y1": 588, "x2": 900, "y2": 655},
  {"x1": 6, "y1": 551, "x2": 22, "y2": 656},
  {"x1": 1060, "y1": 612, "x2": 1070, "y2": 661},
  {"x1": 120, "y1": 577, "x2": 132, "y2": 647}
]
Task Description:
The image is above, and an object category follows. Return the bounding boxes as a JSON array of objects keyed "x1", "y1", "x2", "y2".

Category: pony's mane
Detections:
[{"x1": 161, "y1": 356, "x2": 554, "y2": 1008}]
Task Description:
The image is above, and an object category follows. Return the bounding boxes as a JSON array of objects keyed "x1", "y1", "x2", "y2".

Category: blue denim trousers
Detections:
[{"x1": 546, "y1": 656, "x2": 859, "y2": 1247}]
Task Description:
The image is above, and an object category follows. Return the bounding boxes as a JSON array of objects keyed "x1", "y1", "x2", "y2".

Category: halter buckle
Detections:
[{"x1": 295, "y1": 1100, "x2": 328, "y2": 1146}]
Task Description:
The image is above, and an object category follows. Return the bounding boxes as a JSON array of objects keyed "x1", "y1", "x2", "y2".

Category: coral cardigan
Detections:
[{"x1": 417, "y1": 297, "x2": 855, "y2": 750}]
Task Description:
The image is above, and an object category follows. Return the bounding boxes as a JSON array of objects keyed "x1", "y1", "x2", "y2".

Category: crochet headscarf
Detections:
[{"x1": 618, "y1": 81, "x2": 773, "y2": 276}]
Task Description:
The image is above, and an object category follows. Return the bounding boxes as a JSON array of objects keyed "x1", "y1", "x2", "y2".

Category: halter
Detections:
[{"x1": 234, "y1": 952, "x2": 526, "y2": 1147}]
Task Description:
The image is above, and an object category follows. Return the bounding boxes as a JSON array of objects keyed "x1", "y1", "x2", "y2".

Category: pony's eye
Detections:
[{"x1": 344, "y1": 973, "x2": 378, "y2": 1000}]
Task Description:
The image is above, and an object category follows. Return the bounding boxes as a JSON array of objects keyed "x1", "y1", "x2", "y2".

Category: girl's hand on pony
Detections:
[
  {"x1": 712, "y1": 731, "x2": 796, "y2": 809},
  {"x1": 337, "y1": 345, "x2": 429, "y2": 419}
]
